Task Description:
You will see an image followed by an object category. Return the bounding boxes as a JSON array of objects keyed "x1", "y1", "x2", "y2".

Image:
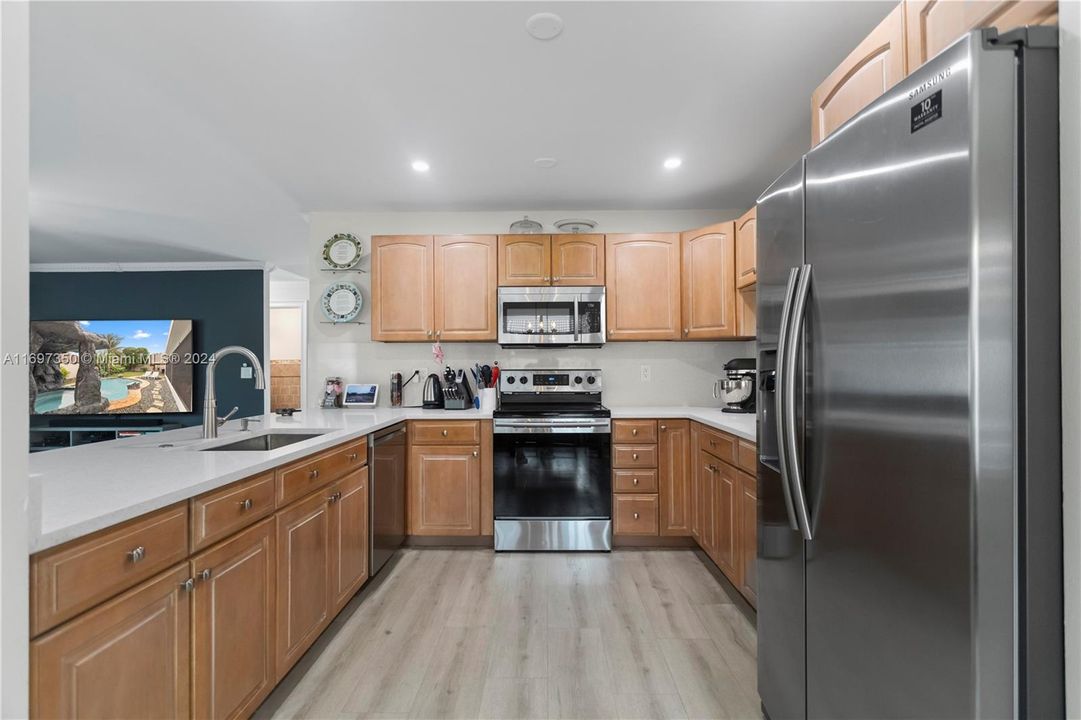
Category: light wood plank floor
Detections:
[{"x1": 256, "y1": 549, "x2": 761, "y2": 720}]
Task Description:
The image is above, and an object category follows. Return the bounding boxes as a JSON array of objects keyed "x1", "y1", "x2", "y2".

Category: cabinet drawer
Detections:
[
  {"x1": 411, "y1": 420, "x2": 481, "y2": 445},
  {"x1": 699, "y1": 426, "x2": 737, "y2": 465},
  {"x1": 190, "y1": 471, "x2": 275, "y2": 551},
  {"x1": 612, "y1": 420, "x2": 657, "y2": 444},
  {"x1": 737, "y1": 440, "x2": 757, "y2": 475},
  {"x1": 614, "y1": 494, "x2": 659, "y2": 536},
  {"x1": 277, "y1": 439, "x2": 367, "y2": 507},
  {"x1": 31, "y1": 503, "x2": 189, "y2": 637},
  {"x1": 612, "y1": 444, "x2": 658, "y2": 469},
  {"x1": 613, "y1": 468, "x2": 659, "y2": 493}
]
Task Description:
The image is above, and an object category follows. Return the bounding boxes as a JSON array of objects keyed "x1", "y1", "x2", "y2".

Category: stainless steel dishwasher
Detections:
[{"x1": 369, "y1": 423, "x2": 406, "y2": 575}]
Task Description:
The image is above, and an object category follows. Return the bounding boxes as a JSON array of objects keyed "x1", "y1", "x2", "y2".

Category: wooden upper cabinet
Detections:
[
  {"x1": 191, "y1": 518, "x2": 276, "y2": 720},
  {"x1": 811, "y1": 4, "x2": 907, "y2": 146},
  {"x1": 552, "y1": 234, "x2": 605, "y2": 285},
  {"x1": 735, "y1": 207, "x2": 757, "y2": 289},
  {"x1": 498, "y1": 235, "x2": 551, "y2": 285},
  {"x1": 31, "y1": 565, "x2": 191, "y2": 719},
  {"x1": 681, "y1": 223, "x2": 737, "y2": 340},
  {"x1": 737, "y1": 287, "x2": 757, "y2": 339},
  {"x1": 906, "y1": 0, "x2": 1057, "y2": 70},
  {"x1": 408, "y1": 444, "x2": 481, "y2": 536},
  {"x1": 434, "y1": 235, "x2": 497, "y2": 341},
  {"x1": 328, "y1": 467, "x2": 370, "y2": 613},
  {"x1": 371, "y1": 235, "x2": 434, "y2": 342},
  {"x1": 606, "y1": 233, "x2": 682, "y2": 341},
  {"x1": 658, "y1": 420, "x2": 692, "y2": 536}
]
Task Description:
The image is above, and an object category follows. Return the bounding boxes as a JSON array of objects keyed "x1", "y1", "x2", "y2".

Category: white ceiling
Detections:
[{"x1": 30, "y1": 1, "x2": 893, "y2": 269}]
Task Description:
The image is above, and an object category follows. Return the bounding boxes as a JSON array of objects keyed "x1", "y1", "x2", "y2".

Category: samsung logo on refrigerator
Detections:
[{"x1": 908, "y1": 66, "x2": 952, "y2": 99}]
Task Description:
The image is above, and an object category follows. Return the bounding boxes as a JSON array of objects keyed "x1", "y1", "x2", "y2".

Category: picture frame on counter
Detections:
[
  {"x1": 321, "y1": 376, "x2": 344, "y2": 408},
  {"x1": 343, "y1": 383, "x2": 379, "y2": 407}
]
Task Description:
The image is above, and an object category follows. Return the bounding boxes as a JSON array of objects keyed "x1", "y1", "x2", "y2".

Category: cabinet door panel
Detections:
[
  {"x1": 737, "y1": 286, "x2": 757, "y2": 339},
  {"x1": 811, "y1": 4, "x2": 906, "y2": 146},
  {"x1": 408, "y1": 445, "x2": 481, "y2": 536},
  {"x1": 714, "y1": 463, "x2": 740, "y2": 583},
  {"x1": 613, "y1": 494, "x2": 660, "y2": 536},
  {"x1": 690, "y1": 424, "x2": 702, "y2": 542},
  {"x1": 906, "y1": 0, "x2": 1058, "y2": 71},
  {"x1": 697, "y1": 451, "x2": 717, "y2": 556},
  {"x1": 681, "y1": 223, "x2": 736, "y2": 340},
  {"x1": 275, "y1": 491, "x2": 331, "y2": 678},
  {"x1": 31, "y1": 565, "x2": 191, "y2": 720},
  {"x1": 192, "y1": 519, "x2": 276, "y2": 720},
  {"x1": 330, "y1": 467, "x2": 370, "y2": 613},
  {"x1": 371, "y1": 235, "x2": 434, "y2": 341},
  {"x1": 738, "y1": 469, "x2": 758, "y2": 607},
  {"x1": 498, "y1": 235, "x2": 551, "y2": 285},
  {"x1": 434, "y1": 235, "x2": 497, "y2": 341},
  {"x1": 735, "y1": 207, "x2": 757, "y2": 289},
  {"x1": 606, "y1": 233, "x2": 682, "y2": 341},
  {"x1": 552, "y1": 234, "x2": 605, "y2": 285},
  {"x1": 659, "y1": 420, "x2": 692, "y2": 536}
]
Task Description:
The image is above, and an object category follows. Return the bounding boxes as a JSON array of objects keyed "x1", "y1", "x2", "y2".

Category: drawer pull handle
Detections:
[
  {"x1": 349, "y1": 452, "x2": 359, "y2": 461},
  {"x1": 127, "y1": 546, "x2": 145, "y2": 563},
  {"x1": 442, "y1": 429, "x2": 449, "y2": 437},
  {"x1": 633, "y1": 512, "x2": 640, "y2": 520},
  {"x1": 181, "y1": 578, "x2": 195, "y2": 592},
  {"x1": 709, "y1": 439, "x2": 716, "y2": 447},
  {"x1": 200, "y1": 568, "x2": 212, "y2": 581},
  {"x1": 309, "y1": 469, "x2": 320, "y2": 479},
  {"x1": 240, "y1": 498, "x2": 253, "y2": 511},
  {"x1": 632, "y1": 453, "x2": 639, "y2": 460},
  {"x1": 660, "y1": 424, "x2": 667, "y2": 431},
  {"x1": 633, "y1": 477, "x2": 639, "y2": 485},
  {"x1": 632, "y1": 428, "x2": 638, "y2": 436}
]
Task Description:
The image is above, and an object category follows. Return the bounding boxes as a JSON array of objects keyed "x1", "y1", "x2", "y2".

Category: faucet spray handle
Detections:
[{"x1": 217, "y1": 406, "x2": 240, "y2": 427}]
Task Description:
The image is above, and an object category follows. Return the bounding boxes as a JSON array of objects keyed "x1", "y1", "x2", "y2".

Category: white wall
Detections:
[
  {"x1": 269, "y1": 306, "x2": 303, "y2": 360},
  {"x1": 0, "y1": 3, "x2": 30, "y2": 715},
  {"x1": 306, "y1": 210, "x2": 752, "y2": 408},
  {"x1": 1060, "y1": 4, "x2": 1080, "y2": 717}
]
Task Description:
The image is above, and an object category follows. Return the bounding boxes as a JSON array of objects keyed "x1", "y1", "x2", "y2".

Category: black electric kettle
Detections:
[{"x1": 422, "y1": 373, "x2": 444, "y2": 409}]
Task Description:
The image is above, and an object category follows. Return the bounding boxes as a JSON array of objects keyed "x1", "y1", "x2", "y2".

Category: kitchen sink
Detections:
[{"x1": 201, "y1": 432, "x2": 326, "y2": 452}]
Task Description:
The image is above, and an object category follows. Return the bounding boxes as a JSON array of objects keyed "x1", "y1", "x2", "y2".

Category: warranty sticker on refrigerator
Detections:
[{"x1": 911, "y1": 90, "x2": 942, "y2": 133}]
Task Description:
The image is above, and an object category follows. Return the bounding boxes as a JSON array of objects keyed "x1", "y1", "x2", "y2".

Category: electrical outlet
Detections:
[{"x1": 640, "y1": 364, "x2": 652, "y2": 382}]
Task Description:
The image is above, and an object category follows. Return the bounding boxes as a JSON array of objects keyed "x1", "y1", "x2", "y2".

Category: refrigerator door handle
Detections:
[
  {"x1": 783, "y1": 263, "x2": 814, "y2": 540},
  {"x1": 774, "y1": 266, "x2": 801, "y2": 531}
]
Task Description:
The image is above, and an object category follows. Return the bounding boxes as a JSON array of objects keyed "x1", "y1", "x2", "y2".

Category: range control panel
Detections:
[{"x1": 499, "y1": 368, "x2": 603, "y2": 393}]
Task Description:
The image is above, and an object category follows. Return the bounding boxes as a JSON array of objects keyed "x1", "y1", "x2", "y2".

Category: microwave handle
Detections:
[{"x1": 573, "y1": 297, "x2": 579, "y2": 342}]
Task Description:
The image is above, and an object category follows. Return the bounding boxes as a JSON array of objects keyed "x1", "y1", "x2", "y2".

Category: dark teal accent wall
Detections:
[{"x1": 30, "y1": 270, "x2": 265, "y2": 427}]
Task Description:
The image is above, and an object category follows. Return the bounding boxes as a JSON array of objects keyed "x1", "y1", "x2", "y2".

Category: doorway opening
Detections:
[{"x1": 269, "y1": 304, "x2": 306, "y2": 412}]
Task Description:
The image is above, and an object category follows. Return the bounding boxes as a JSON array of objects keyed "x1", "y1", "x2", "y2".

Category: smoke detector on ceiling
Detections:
[
  {"x1": 526, "y1": 13, "x2": 564, "y2": 41},
  {"x1": 553, "y1": 218, "x2": 597, "y2": 233}
]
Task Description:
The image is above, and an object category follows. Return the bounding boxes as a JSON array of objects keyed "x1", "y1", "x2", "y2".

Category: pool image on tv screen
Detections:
[{"x1": 29, "y1": 320, "x2": 194, "y2": 415}]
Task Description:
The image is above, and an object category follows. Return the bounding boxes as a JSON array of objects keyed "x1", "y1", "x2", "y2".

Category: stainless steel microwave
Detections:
[{"x1": 497, "y1": 286, "x2": 605, "y2": 347}]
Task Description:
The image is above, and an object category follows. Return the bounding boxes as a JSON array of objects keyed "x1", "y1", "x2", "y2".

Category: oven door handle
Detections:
[{"x1": 494, "y1": 418, "x2": 611, "y2": 434}]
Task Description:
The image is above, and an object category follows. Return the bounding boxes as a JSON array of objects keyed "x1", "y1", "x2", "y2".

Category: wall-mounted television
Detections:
[{"x1": 30, "y1": 320, "x2": 194, "y2": 415}]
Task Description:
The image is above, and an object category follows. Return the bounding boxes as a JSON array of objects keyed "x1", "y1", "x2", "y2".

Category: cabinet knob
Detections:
[
  {"x1": 309, "y1": 468, "x2": 320, "y2": 479},
  {"x1": 553, "y1": 276, "x2": 560, "y2": 282},
  {"x1": 240, "y1": 498, "x2": 253, "y2": 511},
  {"x1": 709, "y1": 439, "x2": 716, "y2": 447},
  {"x1": 633, "y1": 512, "x2": 640, "y2": 520},
  {"x1": 349, "y1": 452, "x2": 359, "y2": 461},
  {"x1": 543, "y1": 276, "x2": 550, "y2": 282},
  {"x1": 631, "y1": 428, "x2": 638, "y2": 436},
  {"x1": 683, "y1": 328, "x2": 689, "y2": 335},
  {"x1": 427, "y1": 330, "x2": 433, "y2": 337},
  {"x1": 632, "y1": 477, "x2": 639, "y2": 485},
  {"x1": 660, "y1": 424, "x2": 667, "y2": 431},
  {"x1": 127, "y1": 546, "x2": 145, "y2": 563},
  {"x1": 181, "y1": 578, "x2": 195, "y2": 592},
  {"x1": 200, "y1": 568, "x2": 212, "y2": 581},
  {"x1": 435, "y1": 330, "x2": 441, "y2": 338},
  {"x1": 473, "y1": 450, "x2": 479, "y2": 457},
  {"x1": 442, "y1": 429, "x2": 448, "y2": 437},
  {"x1": 327, "y1": 491, "x2": 341, "y2": 503},
  {"x1": 632, "y1": 452, "x2": 639, "y2": 460}
]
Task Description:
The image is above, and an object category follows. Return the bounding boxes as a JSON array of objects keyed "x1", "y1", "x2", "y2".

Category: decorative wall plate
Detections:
[
  {"x1": 322, "y1": 233, "x2": 363, "y2": 269},
  {"x1": 321, "y1": 282, "x2": 363, "y2": 322}
]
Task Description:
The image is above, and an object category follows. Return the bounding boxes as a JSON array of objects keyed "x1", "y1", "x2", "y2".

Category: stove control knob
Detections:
[
  {"x1": 586, "y1": 375, "x2": 596, "y2": 385},
  {"x1": 574, "y1": 376, "x2": 583, "y2": 385},
  {"x1": 519, "y1": 375, "x2": 528, "y2": 384},
  {"x1": 506, "y1": 376, "x2": 515, "y2": 384}
]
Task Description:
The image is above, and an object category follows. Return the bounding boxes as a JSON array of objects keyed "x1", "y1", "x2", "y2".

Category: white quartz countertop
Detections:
[{"x1": 29, "y1": 405, "x2": 755, "y2": 553}]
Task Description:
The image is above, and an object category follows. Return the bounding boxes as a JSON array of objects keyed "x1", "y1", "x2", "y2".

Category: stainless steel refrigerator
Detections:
[{"x1": 756, "y1": 27, "x2": 1062, "y2": 720}]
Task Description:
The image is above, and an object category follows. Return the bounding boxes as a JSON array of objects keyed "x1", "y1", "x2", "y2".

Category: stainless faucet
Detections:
[{"x1": 202, "y1": 345, "x2": 266, "y2": 439}]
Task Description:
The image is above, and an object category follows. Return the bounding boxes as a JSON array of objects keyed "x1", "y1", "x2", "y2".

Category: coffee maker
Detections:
[{"x1": 717, "y1": 358, "x2": 756, "y2": 413}]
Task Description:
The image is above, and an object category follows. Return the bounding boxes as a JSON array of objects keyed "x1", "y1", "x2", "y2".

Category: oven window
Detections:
[
  {"x1": 493, "y1": 433, "x2": 612, "y2": 518},
  {"x1": 501, "y1": 300, "x2": 603, "y2": 337}
]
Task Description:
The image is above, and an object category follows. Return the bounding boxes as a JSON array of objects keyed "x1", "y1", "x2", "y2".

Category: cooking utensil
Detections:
[
  {"x1": 481, "y1": 365, "x2": 492, "y2": 388},
  {"x1": 491, "y1": 362, "x2": 500, "y2": 387}
]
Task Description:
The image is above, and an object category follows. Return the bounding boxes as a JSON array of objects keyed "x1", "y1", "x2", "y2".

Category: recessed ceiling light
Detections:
[
  {"x1": 534, "y1": 157, "x2": 558, "y2": 169},
  {"x1": 663, "y1": 157, "x2": 683, "y2": 170},
  {"x1": 526, "y1": 12, "x2": 563, "y2": 41},
  {"x1": 411, "y1": 160, "x2": 430, "y2": 173}
]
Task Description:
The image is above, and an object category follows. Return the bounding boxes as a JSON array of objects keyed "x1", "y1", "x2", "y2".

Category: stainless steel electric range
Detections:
[{"x1": 492, "y1": 368, "x2": 612, "y2": 551}]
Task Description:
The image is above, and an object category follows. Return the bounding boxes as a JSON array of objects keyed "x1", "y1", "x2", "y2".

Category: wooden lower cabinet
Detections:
[
  {"x1": 713, "y1": 462, "x2": 739, "y2": 581},
  {"x1": 275, "y1": 490, "x2": 332, "y2": 679},
  {"x1": 31, "y1": 564, "x2": 192, "y2": 719},
  {"x1": 738, "y1": 469, "x2": 758, "y2": 607},
  {"x1": 658, "y1": 420, "x2": 692, "y2": 536},
  {"x1": 697, "y1": 451, "x2": 717, "y2": 557},
  {"x1": 690, "y1": 424, "x2": 702, "y2": 542},
  {"x1": 613, "y1": 494, "x2": 660, "y2": 535},
  {"x1": 329, "y1": 467, "x2": 370, "y2": 613},
  {"x1": 191, "y1": 519, "x2": 276, "y2": 720},
  {"x1": 409, "y1": 444, "x2": 481, "y2": 535}
]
